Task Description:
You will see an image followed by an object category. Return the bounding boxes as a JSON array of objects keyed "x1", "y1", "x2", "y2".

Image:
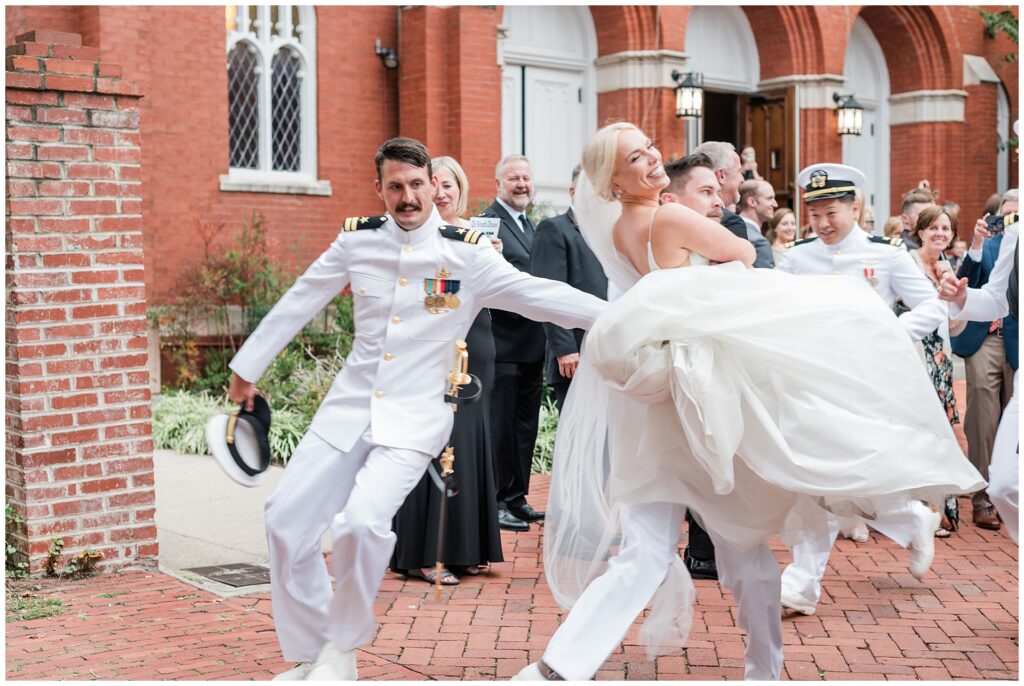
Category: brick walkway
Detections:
[
  {"x1": 6, "y1": 383, "x2": 1019, "y2": 680},
  {"x1": 5, "y1": 478, "x2": 1018, "y2": 681}
]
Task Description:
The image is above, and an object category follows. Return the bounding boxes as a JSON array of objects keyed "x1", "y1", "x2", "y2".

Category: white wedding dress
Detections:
[{"x1": 544, "y1": 174, "x2": 986, "y2": 658}]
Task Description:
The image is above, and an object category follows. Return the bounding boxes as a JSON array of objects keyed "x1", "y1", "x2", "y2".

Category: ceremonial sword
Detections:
[{"x1": 425, "y1": 339, "x2": 481, "y2": 600}]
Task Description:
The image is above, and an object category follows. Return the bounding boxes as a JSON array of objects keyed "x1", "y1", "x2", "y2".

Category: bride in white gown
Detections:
[{"x1": 515, "y1": 123, "x2": 985, "y2": 681}]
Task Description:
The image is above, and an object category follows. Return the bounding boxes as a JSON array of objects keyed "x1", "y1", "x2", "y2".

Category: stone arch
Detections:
[
  {"x1": 683, "y1": 5, "x2": 760, "y2": 91},
  {"x1": 843, "y1": 17, "x2": 892, "y2": 221},
  {"x1": 857, "y1": 5, "x2": 956, "y2": 93},
  {"x1": 589, "y1": 5, "x2": 660, "y2": 55}
]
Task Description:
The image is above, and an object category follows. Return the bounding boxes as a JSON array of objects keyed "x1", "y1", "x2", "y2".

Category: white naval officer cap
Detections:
[
  {"x1": 797, "y1": 163, "x2": 866, "y2": 203},
  {"x1": 205, "y1": 394, "x2": 272, "y2": 487}
]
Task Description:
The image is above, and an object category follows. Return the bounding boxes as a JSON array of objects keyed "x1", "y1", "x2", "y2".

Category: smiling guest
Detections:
[
  {"x1": 767, "y1": 207, "x2": 797, "y2": 264},
  {"x1": 478, "y1": 156, "x2": 547, "y2": 532}
]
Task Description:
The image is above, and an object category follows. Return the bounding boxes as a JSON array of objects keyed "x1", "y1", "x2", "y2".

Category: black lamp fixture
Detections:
[
  {"x1": 832, "y1": 92, "x2": 864, "y2": 136},
  {"x1": 374, "y1": 38, "x2": 399, "y2": 70},
  {"x1": 671, "y1": 70, "x2": 703, "y2": 119}
]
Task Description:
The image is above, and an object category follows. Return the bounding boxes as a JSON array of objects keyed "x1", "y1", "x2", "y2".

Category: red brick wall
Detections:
[
  {"x1": 961, "y1": 83, "x2": 999, "y2": 233},
  {"x1": 5, "y1": 7, "x2": 81, "y2": 48},
  {"x1": 5, "y1": 5, "x2": 1018, "y2": 304},
  {"x1": 6, "y1": 30, "x2": 157, "y2": 574}
]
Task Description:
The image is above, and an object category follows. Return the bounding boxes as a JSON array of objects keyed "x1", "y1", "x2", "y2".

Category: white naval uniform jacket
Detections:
[
  {"x1": 776, "y1": 225, "x2": 946, "y2": 341},
  {"x1": 229, "y1": 207, "x2": 607, "y2": 459}
]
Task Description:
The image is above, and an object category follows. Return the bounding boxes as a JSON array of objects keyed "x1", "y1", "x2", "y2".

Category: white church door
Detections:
[
  {"x1": 843, "y1": 17, "x2": 891, "y2": 225},
  {"x1": 500, "y1": 6, "x2": 596, "y2": 213}
]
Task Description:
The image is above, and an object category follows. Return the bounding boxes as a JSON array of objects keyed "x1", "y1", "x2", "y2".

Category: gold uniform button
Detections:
[
  {"x1": 391, "y1": 316, "x2": 401, "y2": 324},
  {"x1": 399, "y1": 278, "x2": 408, "y2": 286},
  {"x1": 403, "y1": 244, "x2": 412, "y2": 253},
  {"x1": 374, "y1": 390, "x2": 384, "y2": 399},
  {"x1": 834, "y1": 250, "x2": 843, "y2": 256},
  {"x1": 383, "y1": 353, "x2": 393, "y2": 361}
]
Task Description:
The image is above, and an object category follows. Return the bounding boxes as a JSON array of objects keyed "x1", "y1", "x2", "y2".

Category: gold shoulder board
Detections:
[
  {"x1": 342, "y1": 215, "x2": 387, "y2": 232},
  {"x1": 439, "y1": 224, "x2": 482, "y2": 244}
]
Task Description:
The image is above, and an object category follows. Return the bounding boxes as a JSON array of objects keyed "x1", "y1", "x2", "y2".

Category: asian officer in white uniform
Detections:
[
  {"x1": 227, "y1": 137, "x2": 607, "y2": 681},
  {"x1": 774, "y1": 164, "x2": 948, "y2": 616}
]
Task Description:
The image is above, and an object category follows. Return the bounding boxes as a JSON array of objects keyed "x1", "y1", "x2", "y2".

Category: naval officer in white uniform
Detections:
[
  {"x1": 227, "y1": 137, "x2": 607, "y2": 681},
  {"x1": 774, "y1": 164, "x2": 949, "y2": 616}
]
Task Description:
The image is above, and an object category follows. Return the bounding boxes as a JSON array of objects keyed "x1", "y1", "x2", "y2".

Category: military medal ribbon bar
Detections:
[{"x1": 424, "y1": 270, "x2": 461, "y2": 313}]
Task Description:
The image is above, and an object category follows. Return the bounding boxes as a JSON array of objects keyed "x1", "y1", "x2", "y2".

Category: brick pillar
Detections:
[
  {"x1": 5, "y1": 29, "x2": 156, "y2": 574},
  {"x1": 398, "y1": 5, "x2": 501, "y2": 207}
]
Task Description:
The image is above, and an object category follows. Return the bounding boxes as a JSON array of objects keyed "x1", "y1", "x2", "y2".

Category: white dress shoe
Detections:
[
  {"x1": 908, "y1": 503, "x2": 941, "y2": 579},
  {"x1": 780, "y1": 585, "x2": 816, "y2": 616},
  {"x1": 511, "y1": 663, "x2": 545, "y2": 680},
  {"x1": 271, "y1": 663, "x2": 311, "y2": 681},
  {"x1": 845, "y1": 522, "x2": 870, "y2": 543},
  {"x1": 305, "y1": 642, "x2": 357, "y2": 681}
]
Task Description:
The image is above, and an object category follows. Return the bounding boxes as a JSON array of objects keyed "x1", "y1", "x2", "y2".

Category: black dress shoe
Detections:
[
  {"x1": 684, "y1": 548, "x2": 718, "y2": 580},
  {"x1": 508, "y1": 503, "x2": 545, "y2": 522},
  {"x1": 498, "y1": 509, "x2": 529, "y2": 531}
]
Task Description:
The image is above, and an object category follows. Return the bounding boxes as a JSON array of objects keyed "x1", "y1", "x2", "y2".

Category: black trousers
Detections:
[
  {"x1": 685, "y1": 510, "x2": 715, "y2": 561},
  {"x1": 490, "y1": 360, "x2": 544, "y2": 510}
]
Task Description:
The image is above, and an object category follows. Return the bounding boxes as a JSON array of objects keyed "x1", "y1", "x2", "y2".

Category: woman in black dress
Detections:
[{"x1": 390, "y1": 156, "x2": 504, "y2": 584}]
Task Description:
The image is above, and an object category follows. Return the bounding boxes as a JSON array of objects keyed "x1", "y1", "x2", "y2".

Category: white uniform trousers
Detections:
[
  {"x1": 781, "y1": 501, "x2": 923, "y2": 609},
  {"x1": 989, "y1": 370, "x2": 1019, "y2": 543},
  {"x1": 264, "y1": 428, "x2": 432, "y2": 662},
  {"x1": 542, "y1": 502, "x2": 783, "y2": 681}
]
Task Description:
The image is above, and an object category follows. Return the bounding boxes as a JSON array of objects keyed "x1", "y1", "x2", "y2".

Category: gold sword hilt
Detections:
[{"x1": 446, "y1": 339, "x2": 471, "y2": 412}]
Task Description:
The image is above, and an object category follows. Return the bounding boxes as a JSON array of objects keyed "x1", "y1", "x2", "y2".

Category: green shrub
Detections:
[
  {"x1": 153, "y1": 390, "x2": 310, "y2": 465},
  {"x1": 5, "y1": 504, "x2": 28, "y2": 580},
  {"x1": 531, "y1": 395, "x2": 560, "y2": 474}
]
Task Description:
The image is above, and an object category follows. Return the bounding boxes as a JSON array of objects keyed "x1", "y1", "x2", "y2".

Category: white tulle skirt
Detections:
[{"x1": 544, "y1": 262, "x2": 985, "y2": 657}]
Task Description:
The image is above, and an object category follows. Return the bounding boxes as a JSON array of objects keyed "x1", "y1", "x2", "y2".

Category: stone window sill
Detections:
[{"x1": 219, "y1": 173, "x2": 332, "y2": 197}]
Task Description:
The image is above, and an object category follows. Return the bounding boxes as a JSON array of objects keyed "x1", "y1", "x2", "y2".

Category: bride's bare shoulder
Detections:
[{"x1": 653, "y1": 202, "x2": 699, "y2": 224}]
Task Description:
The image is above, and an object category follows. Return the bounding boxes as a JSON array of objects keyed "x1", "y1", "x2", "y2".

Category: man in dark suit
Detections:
[
  {"x1": 479, "y1": 155, "x2": 546, "y2": 531},
  {"x1": 529, "y1": 165, "x2": 609, "y2": 411},
  {"x1": 951, "y1": 190, "x2": 1019, "y2": 530},
  {"x1": 693, "y1": 141, "x2": 775, "y2": 268}
]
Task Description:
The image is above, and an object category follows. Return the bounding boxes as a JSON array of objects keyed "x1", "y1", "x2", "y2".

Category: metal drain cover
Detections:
[{"x1": 183, "y1": 563, "x2": 270, "y2": 587}]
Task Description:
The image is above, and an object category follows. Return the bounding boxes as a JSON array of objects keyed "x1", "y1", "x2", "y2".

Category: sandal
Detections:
[
  {"x1": 460, "y1": 564, "x2": 489, "y2": 576},
  {"x1": 407, "y1": 567, "x2": 460, "y2": 586}
]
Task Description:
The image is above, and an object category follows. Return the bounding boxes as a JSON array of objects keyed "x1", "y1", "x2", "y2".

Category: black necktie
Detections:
[{"x1": 519, "y1": 213, "x2": 535, "y2": 240}]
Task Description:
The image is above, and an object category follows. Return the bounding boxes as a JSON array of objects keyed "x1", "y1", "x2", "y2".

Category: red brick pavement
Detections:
[
  {"x1": 6, "y1": 383, "x2": 1019, "y2": 680},
  {"x1": 5, "y1": 484, "x2": 1018, "y2": 681}
]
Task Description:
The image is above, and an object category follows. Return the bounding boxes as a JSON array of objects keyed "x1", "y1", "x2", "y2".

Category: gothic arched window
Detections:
[{"x1": 223, "y1": 5, "x2": 329, "y2": 195}]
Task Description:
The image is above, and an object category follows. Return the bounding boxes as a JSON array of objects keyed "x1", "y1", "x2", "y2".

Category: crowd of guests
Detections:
[{"x1": 390, "y1": 143, "x2": 1018, "y2": 586}]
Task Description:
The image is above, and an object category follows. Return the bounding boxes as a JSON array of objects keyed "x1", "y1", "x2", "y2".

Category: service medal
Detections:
[
  {"x1": 424, "y1": 267, "x2": 461, "y2": 314},
  {"x1": 863, "y1": 267, "x2": 878, "y2": 287}
]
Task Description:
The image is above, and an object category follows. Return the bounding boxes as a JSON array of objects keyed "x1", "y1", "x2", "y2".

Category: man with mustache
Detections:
[
  {"x1": 226, "y1": 138, "x2": 607, "y2": 680},
  {"x1": 478, "y1": 155, "x2": 548, "y2": 532}
]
